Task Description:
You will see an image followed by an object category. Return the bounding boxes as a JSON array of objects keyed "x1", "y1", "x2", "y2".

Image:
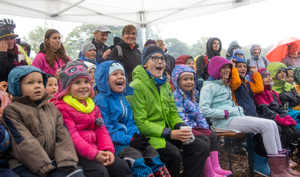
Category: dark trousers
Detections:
[
  {"x1": 119, "y1": 146, "x2": 159, "y2": 166},
  {"x1": 209, "y1": 132, "x2": 219, "y2": 152},
  {"x1": 12, "y1": 162, "x2": 85, "y2": 177},
  {"x1": 156, "y1": 137, "x2": 209, "y2": 177},
  {"x1": 78, "y1": 154, "x2": 133, "y2": 177}
]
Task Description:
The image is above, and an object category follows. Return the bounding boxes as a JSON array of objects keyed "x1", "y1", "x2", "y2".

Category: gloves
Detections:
[
  {"x1": 130, "y1": 133, "x2": 150, "y2": 152},
  {"x1": 274, "y1": 114, "x2": 297, "y2": 126},
  {"x1": 224, "y1": 110, "x2": 229, "y2": 119}
]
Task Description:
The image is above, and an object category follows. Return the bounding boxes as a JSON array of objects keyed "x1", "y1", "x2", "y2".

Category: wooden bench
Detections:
[{"x1": 215, "y1": 132, "x2": 254, "y2": 177}]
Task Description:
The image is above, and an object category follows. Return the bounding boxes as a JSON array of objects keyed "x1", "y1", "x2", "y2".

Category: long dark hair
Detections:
[{"x1": 44, "y1": 29, "x2": 69, "y2": 69}]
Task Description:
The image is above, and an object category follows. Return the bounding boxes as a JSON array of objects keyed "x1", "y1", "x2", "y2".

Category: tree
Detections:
[
  {"x1": 23, "y1": 21, "x2": 59, "y2": 58},
  {"x1": 164, "y1": 38, "x2": 191, "y2": 59},
  {"x1": 190, "y1": 37, "x2": 210, "y2": 58}
]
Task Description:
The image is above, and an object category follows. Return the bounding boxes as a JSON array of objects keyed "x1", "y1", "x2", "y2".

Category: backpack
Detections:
[
  {"x1": 194, "y1": 54, "x2": 209, "y2": 69},
  {"x1": 116, "y1": 45, "x2": 142, "y2": 60}
]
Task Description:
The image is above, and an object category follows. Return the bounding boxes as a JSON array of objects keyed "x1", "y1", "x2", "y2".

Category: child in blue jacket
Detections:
[
  {"x1": 94, "y1": 60, "x2": 170, "y2": 177},
  {"x1": 172, "y1": 64, "x2": 231, "y2": 177}
]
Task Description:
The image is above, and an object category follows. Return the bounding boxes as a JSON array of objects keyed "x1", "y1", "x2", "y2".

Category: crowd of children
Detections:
[{"x1": 3, "y1": 19, "x2": 300, "y2": 177}]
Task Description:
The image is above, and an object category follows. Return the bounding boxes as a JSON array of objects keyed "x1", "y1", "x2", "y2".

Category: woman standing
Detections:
[{"x1": 33, "y1": 29, "x2": 71, "y2": 92}]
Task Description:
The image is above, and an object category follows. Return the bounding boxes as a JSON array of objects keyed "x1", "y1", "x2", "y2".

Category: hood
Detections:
[
  {"x1": 250, "y1": 43, "x2": 261, "y2": 57},
  {"x1": 8, "y1": 66, "x2": 48, "y2": 97},
  {"x1": 95, "y1": 60, "x2": 133, "y2": 96},
  {"x1": 208, "y1": 56, "x2": 232, "y2": 80},
  {"x1": 19, "y1": 40, "x2": 31, "y2": 56},
  {"x1": 229, "y1": 56, "x2": 250, "y2": 74},
  {"x1": 226, "y1": 41, "x2": 241, "y2": 59},
  {"x1": 172, "y1": 65, "x2": 196, "y2": 91},
  {"x1": 206, "y1": 37, "x2": 222, "y2": 59},
  {"x1": 267, "y1": 62, "x2": 293, "y2": 93},
  {"x1": 233, "y1": 49, "x2": 245, "y2": 60},
  {"x1": 175, "y1": 55, "x2": 193, "y2": 66}
]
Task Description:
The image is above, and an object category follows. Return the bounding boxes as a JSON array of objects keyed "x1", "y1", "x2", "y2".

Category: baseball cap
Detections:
[
  {"x1": 94, "y1": 25, "x2": 111, "y2": 33},
  {"x1": 0, "y1": 29, "x2": 18, "y2": 39}
]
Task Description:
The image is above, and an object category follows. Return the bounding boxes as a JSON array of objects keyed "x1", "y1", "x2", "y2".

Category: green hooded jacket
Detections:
[
  {"x1": 128, "y1": 65, "x2": 184, "y2": 149},
  {"x1": 267, "y1": 62, "x2": 293, "y2": 94}
]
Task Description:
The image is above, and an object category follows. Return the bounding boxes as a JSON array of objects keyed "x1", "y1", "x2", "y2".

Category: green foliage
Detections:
[{"x1": 164, "y1": 38, "x2": 191, "y2": 59}]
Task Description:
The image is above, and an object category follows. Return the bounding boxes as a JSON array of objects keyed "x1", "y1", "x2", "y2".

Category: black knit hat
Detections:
[{"x1": 141, "y1": 45, "x2": 167, "y2": 65}]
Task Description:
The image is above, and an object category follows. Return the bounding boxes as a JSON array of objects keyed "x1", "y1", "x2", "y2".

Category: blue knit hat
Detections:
[{"x1": 141, "y1": 45, "x2": 167, "y2": 65}]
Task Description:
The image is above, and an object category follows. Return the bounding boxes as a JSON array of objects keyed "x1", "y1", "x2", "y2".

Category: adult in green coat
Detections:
[{"x1": 128, "y1": 45, "x2": 209, "y2": 177}]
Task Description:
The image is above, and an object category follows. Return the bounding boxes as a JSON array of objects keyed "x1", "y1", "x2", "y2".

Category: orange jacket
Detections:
[{"x1": 292, "y1": 84, "x2": 300, "y2": 110}]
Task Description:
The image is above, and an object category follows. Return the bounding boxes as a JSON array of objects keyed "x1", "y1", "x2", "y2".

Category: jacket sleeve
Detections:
[
  {"x1": 279, "y1": 90, "x2": 300, "y2": 107},
  {"x1": 230, "y1": 67, "x2": 242, "y2": 91},
  {"x1": 60, "y1": 109, "x2": 99, "y2": 161},
  {"x1": 2, "y1": 106, "x2": 55, "y2": 176},
  {"x1": 32, "y1": 53, "x2": 45, "y2": 71},
  {"x1": 196, "y1": 55, "x2": 205, "y2": 77},
  {"x1": 94, "y1": 107, "x2": 115, "y2": 154},
  {"x1": 0, "y1": 52, "x2": 14, "y2": 78},
  {"x1": 53, "y1": 110, "x2": 78, "y2": 171},
  {"x1": 199, "y1": 83, "x2": 226, "y2": 119},
  {"x1": 167, "y1": 86, "x2": 185, "y2": 129},
  {"x1": 95, "y1": 98, "x2": 133, "y2": 146},
  {"x1": 173, "y1": 92, "x2": 197, "y2": 127},
  {"x1": 248, "y1": 72, "x2": 264, "y2": 94},
  {"x1": 108, "y1": 47, "x2": 120, "y2": 62}
]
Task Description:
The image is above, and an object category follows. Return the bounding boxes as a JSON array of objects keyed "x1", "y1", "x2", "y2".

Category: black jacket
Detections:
[
  {"x1": 196, "y1": 37, "x2": 222, "y2": 80},
  {"x1": 0, "y1": 51, "x2": 18, "y2": 82},
  {"x1": 109, "y1": 40, "x2": 141, "y2": 82}
]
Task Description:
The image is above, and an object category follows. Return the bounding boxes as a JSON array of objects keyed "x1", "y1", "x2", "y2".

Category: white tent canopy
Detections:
[{"x1": 0, "y1": 0, "x2": 264, "y2": 27}]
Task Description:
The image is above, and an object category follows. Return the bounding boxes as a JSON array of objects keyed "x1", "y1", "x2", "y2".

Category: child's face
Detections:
[
  {"x1": 20, "y1": 72, "x2": 45, "y2": 101},
  {"x1": 45, "y1": 77, "x2": 58, "y2": 96},
  {"x1": 89, "y1": 68, "x2": 95, "y2": 84},
  {"x1": 165, "y1": 71, "x2": 171, "y2": 83},
  {"x1": 143, "y1": 53, "x2": 166, "y2": 78},
  {"x1": 108, "y1": 70, "x2": 126, "y2": 93},
  {"x1": 178, "y1": 74, "x2": 194, "y2": 92},
  {"x1": 276, "y1": 70, "x2": 286, "y2": 80},
  {"x1": 85, "y1": 49, "x2": 96, "y2": 59},
  {"x1": 220, "y1": 64, "x2": 231, "y2": 79},
  {"x1": 236, "y1": 62, "x2": 248, "y2": 77},
  {"x1": 185, "y1": 60, "x2": 194, "y2": 70},
  {"x1": 287, "y1": 70, "x2": 294, "y2": 84},
  {"x1": 69, "y1": 77, "x2": 91, "y2": 100},
  {"x1": 262, "y1": 74, "x2": 273, "y2": 85},
  {"x1": 21, "y1": 45, "x2": 29, "y2": 55}
]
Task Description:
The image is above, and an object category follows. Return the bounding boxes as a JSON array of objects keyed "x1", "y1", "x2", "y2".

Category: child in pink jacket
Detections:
[{"x1": 53, "y1": 60, "x2": 133, "y2": 177}]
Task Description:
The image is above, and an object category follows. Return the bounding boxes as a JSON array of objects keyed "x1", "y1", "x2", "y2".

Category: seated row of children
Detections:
[{"x1": 1, "y1": 45, "x2": 300, "y2": 177}]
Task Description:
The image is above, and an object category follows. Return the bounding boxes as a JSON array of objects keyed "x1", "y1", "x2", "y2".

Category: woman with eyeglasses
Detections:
[
  {"x1": 109, "y1": 24, "x2": 141, "y2": 83},
  {"x1": 32, "y1": 29, "x2": 71, "y2": 92}
]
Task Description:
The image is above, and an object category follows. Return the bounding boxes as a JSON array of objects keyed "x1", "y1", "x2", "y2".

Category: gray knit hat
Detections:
[
  {"x1": 81, "y1": 43, "x2": 96, "y2": 57},
  {"x1": 57, "y1": 60, "x2": 94, "y2": 99}
]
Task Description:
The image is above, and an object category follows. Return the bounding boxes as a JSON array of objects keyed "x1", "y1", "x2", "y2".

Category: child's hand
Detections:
[
  {"x1": 230, "y1": 59, "x2": 236, "y2": 67},
  {"x1": 55, "y1": 69, "x2": 61, "y2": 80},
  {"x1": 0, "y1": 41, "x2": 8, "y2": 52},
  {"x1": 104, "y1": 151, "x2": 115, "y2": 166},
  {"x1": 0, "y1": 81, "x2": 8, "y2": 92},
  {"x1": 249, "y1": 66, "x2": 258, "y2": 73},
  {"x1": 170, "y1": 129, "x2": 192, "y2": 142},
  {"x1": 95, "y1": 151, "x2": 109, "y2": 165}
]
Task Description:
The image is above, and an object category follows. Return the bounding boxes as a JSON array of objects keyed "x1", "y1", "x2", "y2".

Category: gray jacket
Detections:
[
  {"x1": 247, "y1": 44, "x2": 269, "y2": 69},
  {"x1": 281, "y1": 53, "x2": 300, "y2": 68}
]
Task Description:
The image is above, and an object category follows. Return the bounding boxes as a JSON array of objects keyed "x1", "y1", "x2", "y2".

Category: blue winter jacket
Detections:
[
  {"x1": 94, "y1": 61, "x2": 139, "y2": 154},
  {"x1": 78, "y1": 38, "x2": 110, "y2": 64},
  {"x1": 199, "y1": 77, "x2": 245, "y2": 129},
  {"x1": 172, "y1": 65, "x2": 209, "y2": 129}
]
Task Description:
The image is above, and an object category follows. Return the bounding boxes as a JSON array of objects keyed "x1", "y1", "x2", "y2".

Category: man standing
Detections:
[{"x1": 79, "y1": 25, "x2": 111, "y2": 64}]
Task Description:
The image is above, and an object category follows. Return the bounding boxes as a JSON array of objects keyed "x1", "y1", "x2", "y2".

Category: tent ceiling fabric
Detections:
[{"x1": 0, "y1": 0, "x2": 265, "y2": 27}]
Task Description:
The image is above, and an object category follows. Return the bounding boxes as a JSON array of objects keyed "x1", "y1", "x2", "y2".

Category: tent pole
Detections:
[{"x1": 142, "y1": 27, "x2": 146, "y2": 47}]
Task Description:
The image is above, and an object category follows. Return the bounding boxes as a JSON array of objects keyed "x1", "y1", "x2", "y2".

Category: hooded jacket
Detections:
[
  {"x1": 226, "y1": 41, "x2": 241, "y2": 59},
  {"x1": 172, "y1": 65, "x2": 209, "y2": 129},
  {"x1": 79, "y1": 38, "x2": 110, "y2": 64},
  {"x1": 196, "y1": 38, "x2": 222, "y2": 81},
  {"x1": 247, "y1": 44, "x2": 269, "y2": 69},
  {"x1": 1, "y1": 66, "x2": 77, "y2": 176},
  {"x1": 267, "y1": 62, "x2": 300, "y2": 107},
  {"x1": 109, "y1": 39, "x2": 141, "y2": 83},
  {"x1": 199, "y1": 56, "x2": 244, "y2": 129},
  {"x1": 94, "y1": 61, "x2": 140, "y2": 154},
  {"x1": 129, "y1": 65, "x2": 184, "y2": 149},
  {"x1": 230, "y1": 56, "x2": 264, "y2": 117},
  {"x1": 254, "y1": 84, "x2": 288, "y2": 120},
  {"x1": 19, "y1": 40, "x2": 31, "y2": 57}
]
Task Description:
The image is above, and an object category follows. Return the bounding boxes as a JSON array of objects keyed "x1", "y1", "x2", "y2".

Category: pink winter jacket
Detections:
[
  {"x1": 32, "y1": 53, "x2": 71, "y2": 92},
  {"x1": 54, "y1": 99, "x2": 115, "y2": 161}
]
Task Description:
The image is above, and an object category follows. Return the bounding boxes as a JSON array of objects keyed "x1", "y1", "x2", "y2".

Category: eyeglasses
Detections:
[
  {"x1": 150, "y1": 56, "x2": 166, "y2": 63},
  {"x1": 124, "y1": 32, "x2": 138, "y2": 37}
]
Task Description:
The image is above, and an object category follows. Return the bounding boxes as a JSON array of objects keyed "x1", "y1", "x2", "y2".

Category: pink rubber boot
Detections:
[
  {"x1": 202, "y1": 157, "x2": 226, "y2": 177},
  {"x1": 210, "y1": 151, "x2": 233, "y2": 176}
]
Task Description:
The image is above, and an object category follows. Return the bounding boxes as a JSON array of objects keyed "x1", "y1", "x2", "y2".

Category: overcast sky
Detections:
[{"x1": 1, "y1": 0, "x2": 299, "y2": 49}]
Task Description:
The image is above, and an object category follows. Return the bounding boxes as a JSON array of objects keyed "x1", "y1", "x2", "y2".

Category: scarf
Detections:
[
  {"x1": 84, "y1": 57, "x2": 96, "y2": 64},
  {"x1": 63, "y1": 95, "x2": 95, "y2": 113},
  {"x1": 146, "y1": 70, "x2": 167, "y2": 86},
  {"x1": 93, "y1": 41, "x2": 104, "y2": 57}
]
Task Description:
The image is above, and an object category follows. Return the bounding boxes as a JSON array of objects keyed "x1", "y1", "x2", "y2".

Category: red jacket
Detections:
[{"x1": 54, "y1": 99, "x2": 114, "y2": 161}]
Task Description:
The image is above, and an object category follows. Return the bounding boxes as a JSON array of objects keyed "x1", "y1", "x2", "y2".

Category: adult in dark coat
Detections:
[
  {"x1": 196, "y1": 37, "x2": 222, "y2": 80},
  {"x1": 156, "y1": 39, "x2": 176, "y2": 73},
  {"x1": 226, "y1": 41, "x2": 241, "y2": 59}
]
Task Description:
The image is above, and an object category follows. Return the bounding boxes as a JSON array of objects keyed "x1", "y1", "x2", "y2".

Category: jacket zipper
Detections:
[{"x1": 119, "y1": 96, "x2": 128, "y2": 134}]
